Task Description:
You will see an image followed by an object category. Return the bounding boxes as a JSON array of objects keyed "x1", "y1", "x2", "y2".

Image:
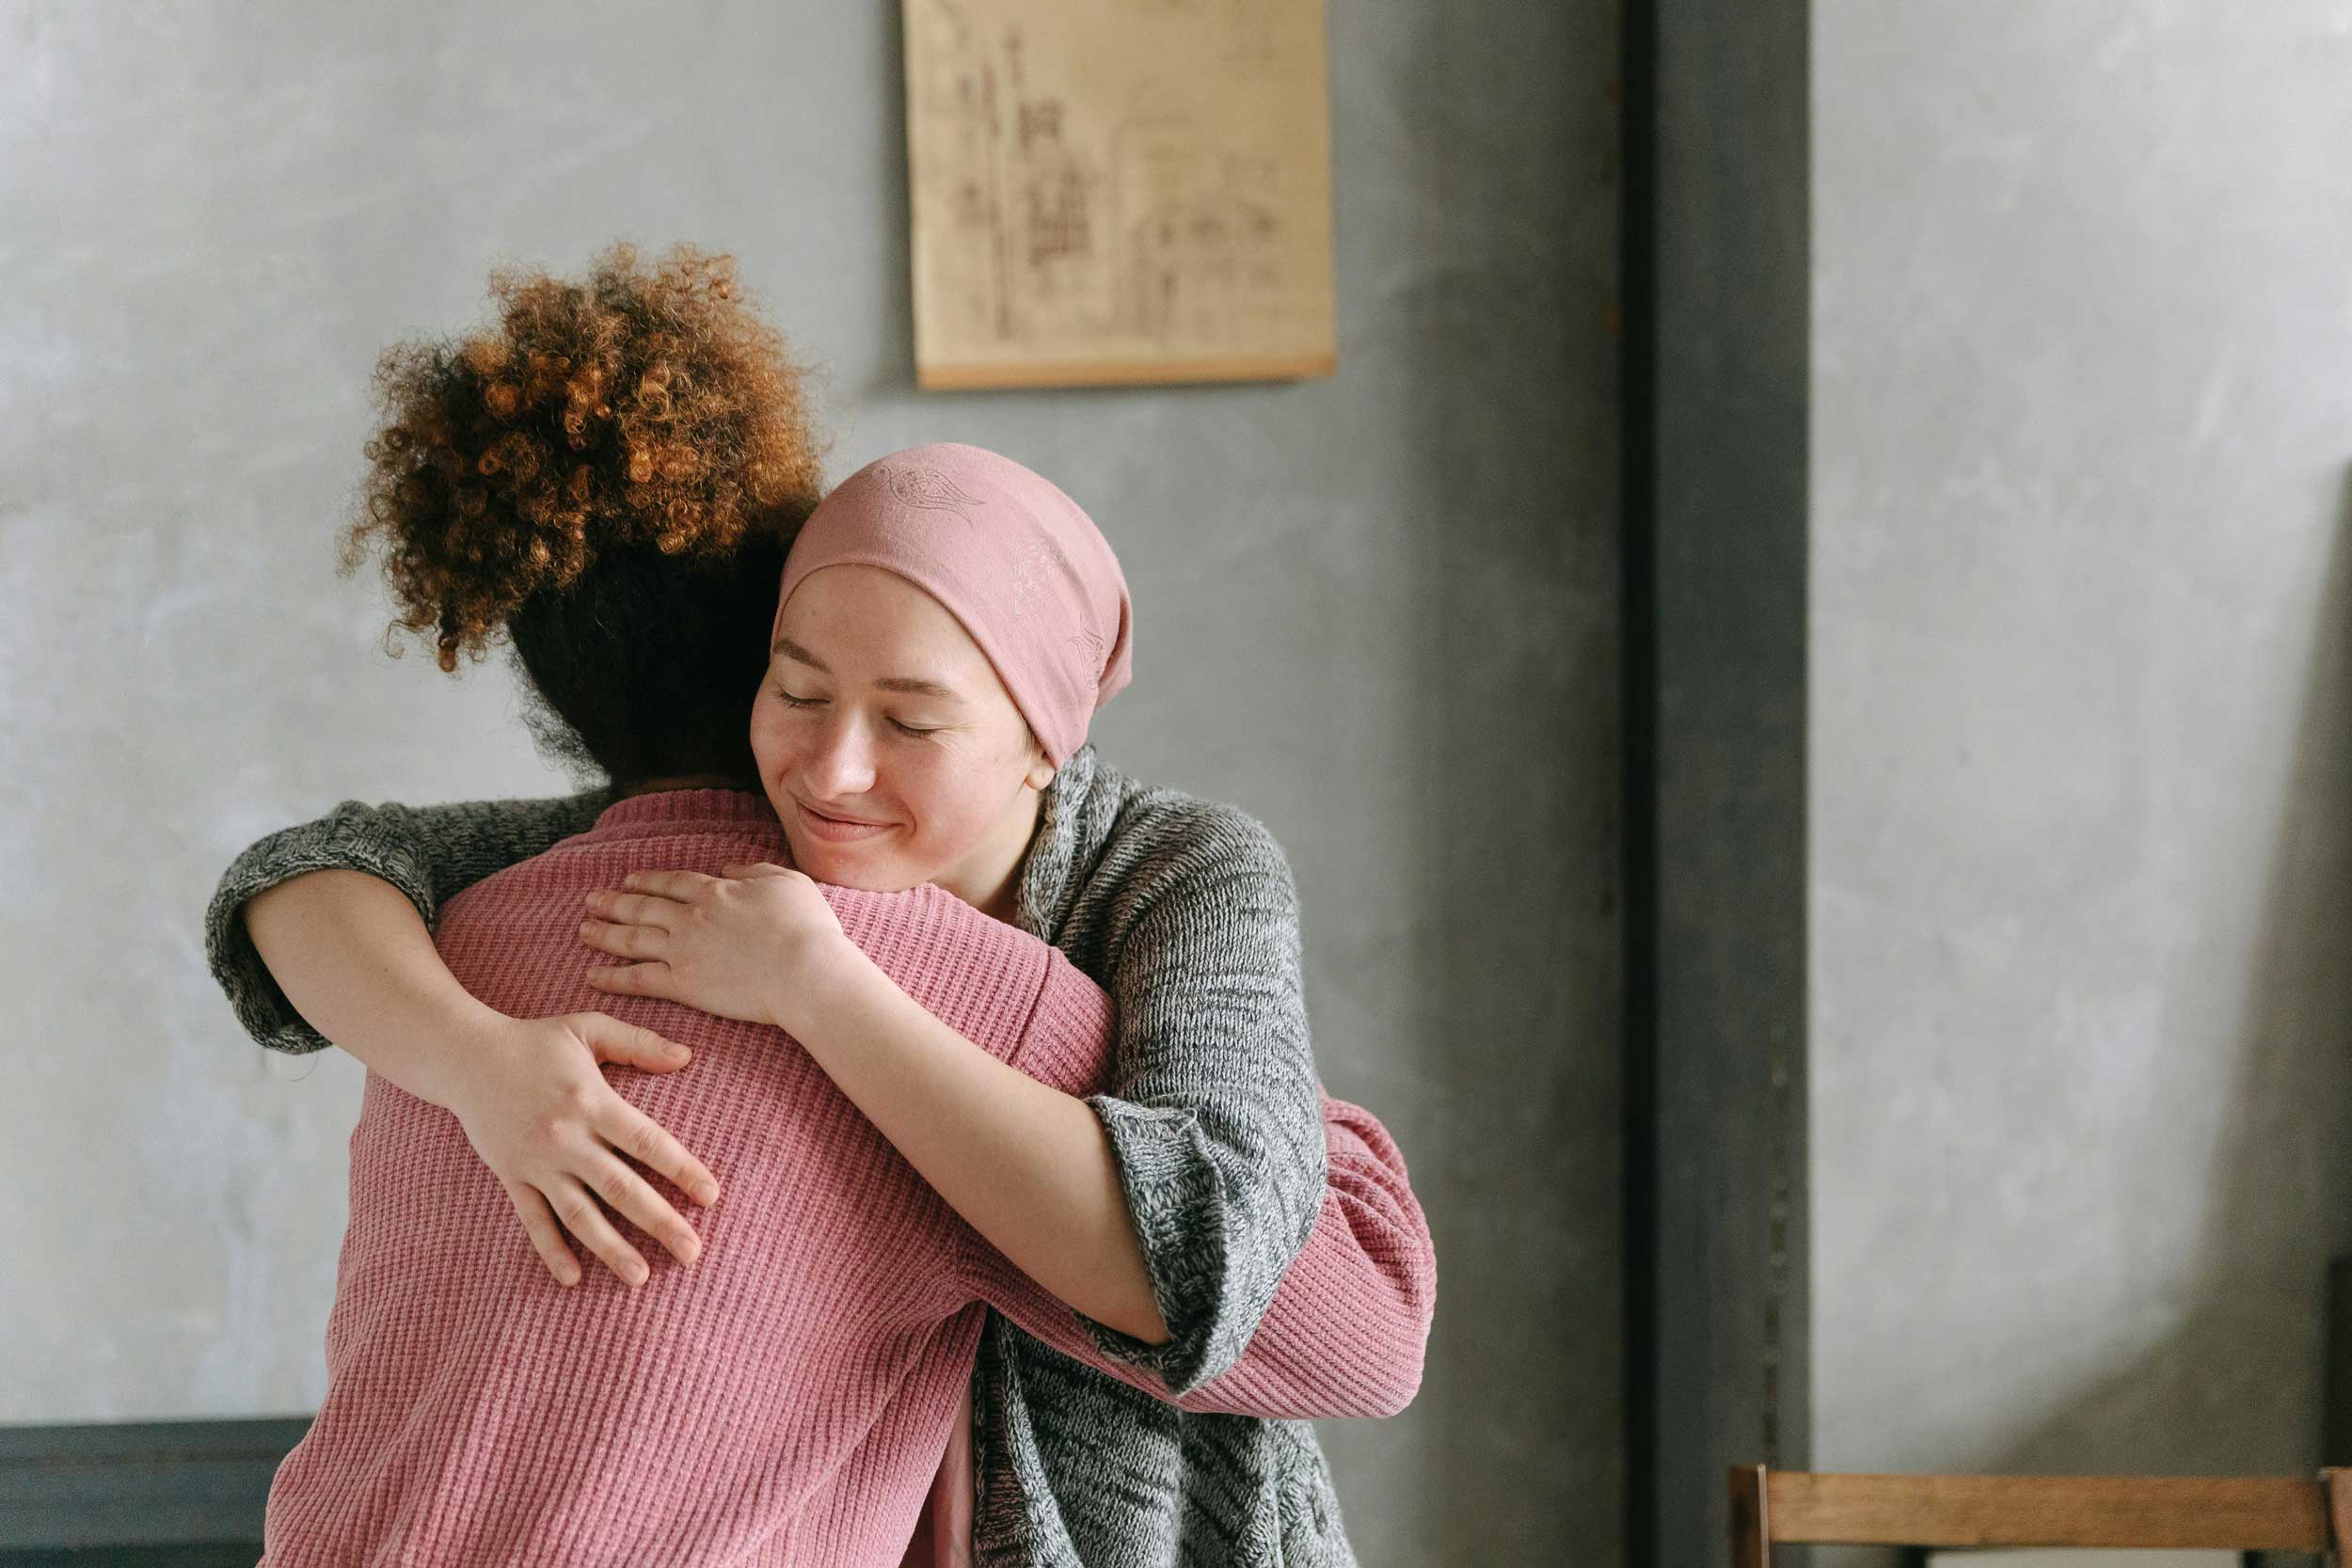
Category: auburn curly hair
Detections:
[{"x1": 337, "y1": 242, "x2": 830, "y2": 785}]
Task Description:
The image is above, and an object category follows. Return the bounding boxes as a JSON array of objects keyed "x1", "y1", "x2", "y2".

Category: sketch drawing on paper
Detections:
[{"x1": 902, "y1": 0, "x2": 1335, "y2": 388}]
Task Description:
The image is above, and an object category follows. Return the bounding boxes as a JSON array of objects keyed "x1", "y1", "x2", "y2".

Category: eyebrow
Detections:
[{"x1": 772, "y1": 637, "x2": 964, "y2": 702}]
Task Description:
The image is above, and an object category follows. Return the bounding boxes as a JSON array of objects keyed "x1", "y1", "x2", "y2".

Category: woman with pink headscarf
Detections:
[{"x1": 209, "y1": 247, "x2": 1429, "y2": 1568}]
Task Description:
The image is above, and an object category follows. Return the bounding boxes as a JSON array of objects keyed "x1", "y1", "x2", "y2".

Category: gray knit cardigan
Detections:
[{"x1": 203, "y1": 742, "x2": 1361, "y2": 1567}]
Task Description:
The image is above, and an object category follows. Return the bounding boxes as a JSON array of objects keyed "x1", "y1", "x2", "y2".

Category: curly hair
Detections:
[
  {"x1": 336, "y1": 242, "x2": 830, "y2": 785},
  {"x1": 342, "y1": 241, "x2": 825, "y2": 671}
]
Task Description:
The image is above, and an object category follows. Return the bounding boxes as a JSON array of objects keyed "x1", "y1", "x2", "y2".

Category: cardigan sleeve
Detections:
[
  {"x1": 1052, "y1": 806, "x2": 1330, "y2": 1397},
  {"x1": 1176, "y1": 1095, "x2": 1436, "y2": 1417},
  {"x1": 957, "y1": 1090, "x2": 1437, "y2": 1418},
  {"x1": 202, "y1": 789, "x2": 614, "y2": 1054},
  {"x1": 921, "y1": 874, "x2": 1434, "y2": 1418}
]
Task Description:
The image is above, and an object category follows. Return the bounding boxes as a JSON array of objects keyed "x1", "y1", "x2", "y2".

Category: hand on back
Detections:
[{"x1": 438, "y1": 1012, "x2": 722, "y2": 1289}]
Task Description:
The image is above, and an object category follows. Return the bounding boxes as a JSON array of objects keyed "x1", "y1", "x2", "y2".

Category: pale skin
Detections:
[{"x1": 244, "y1": 563, "x2": 1168, "y2": 1342}]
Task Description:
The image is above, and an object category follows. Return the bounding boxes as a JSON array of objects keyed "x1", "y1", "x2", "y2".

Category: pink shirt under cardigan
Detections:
[
  {"x1": 265, "y1": 790, "x2": 1436, "y2": 1565},
  {"x1": 897, "y1": 1379, "x2": 975, "y2": 1568}
]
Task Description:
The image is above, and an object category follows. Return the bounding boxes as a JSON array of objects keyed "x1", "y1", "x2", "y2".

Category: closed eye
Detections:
[{"x1": 772, "y1": 686, "x2": 942, "y2": 737}]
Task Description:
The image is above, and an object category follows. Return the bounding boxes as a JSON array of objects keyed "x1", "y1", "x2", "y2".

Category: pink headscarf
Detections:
[{"x1": 771, "y1": 442, "x2": 1134, "y2": 768}]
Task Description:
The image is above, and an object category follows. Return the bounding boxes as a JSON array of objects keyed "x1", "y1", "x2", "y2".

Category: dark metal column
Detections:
[{"x1": 1622, "y1": 0, "x2": 1811, "y2": 1562}]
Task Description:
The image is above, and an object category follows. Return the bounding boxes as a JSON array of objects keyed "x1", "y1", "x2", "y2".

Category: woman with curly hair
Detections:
[{"x1": 208, "y1": 242, "x2": 1433, "y2": 1566}]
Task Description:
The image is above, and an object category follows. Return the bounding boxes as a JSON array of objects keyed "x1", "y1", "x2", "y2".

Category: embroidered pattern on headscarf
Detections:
[
  {"x1": 882, "y1": 463, "x2": 984, "y2": 519},
  {"x1": 1007, "y1": 534, "x2": 1070, "y2": 621}
]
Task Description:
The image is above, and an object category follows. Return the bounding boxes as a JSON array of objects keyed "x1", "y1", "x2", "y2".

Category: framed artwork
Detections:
[{"x1": 901, "y1": 0, "x2": 1337, "y2": 389}]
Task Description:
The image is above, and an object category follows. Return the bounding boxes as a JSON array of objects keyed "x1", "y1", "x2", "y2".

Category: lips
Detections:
[
  {"x1": 802, "y1": 802, "x2": 888, "y2": 827},
  {"x1": 795, "y1": 800, "x2": 897, "y2": 842}
]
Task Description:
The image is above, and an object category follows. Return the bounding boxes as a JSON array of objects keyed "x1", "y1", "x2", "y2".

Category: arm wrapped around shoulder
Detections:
[
  {"x1": 1175, "y1": 1095, "x2": 1437, "y2": 1418},
  {"x1": 961, "y1": 1086, "x2": 1438, "y2": 1418},
  {"x1": 1066, "y1": 808, "x2": 1329, "y2": 1396},
  {"x1": 202, "y1": 790, "x2": 612, "y2": 1054}
]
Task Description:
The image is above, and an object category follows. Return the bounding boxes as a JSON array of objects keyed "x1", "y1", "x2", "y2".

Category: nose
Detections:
[{"x1": 802, "y1": 708, "x2": 880, "y2": 800}]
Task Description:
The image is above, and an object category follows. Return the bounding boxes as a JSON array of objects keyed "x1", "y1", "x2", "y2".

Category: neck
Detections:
[{"x1": 943, "y1": 785, "x2": 1046, "y2": 926}]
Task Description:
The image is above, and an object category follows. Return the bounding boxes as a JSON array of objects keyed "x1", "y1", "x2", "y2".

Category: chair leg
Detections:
[
  {"x1": 1728, "y1": 1464, "x2": 1771, "y2": 1568},
  {"x1": 2325, "y1": 1465, "x2": 2352, "y2": 1564}
]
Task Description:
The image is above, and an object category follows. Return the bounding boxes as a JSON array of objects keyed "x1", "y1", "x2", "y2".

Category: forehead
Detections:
[
  {"x1": 782, "y1": 564, "x2": 965, "y2": 644},
  {"x1": 772, "y1": 636, "x2": 961, "y2": 701},
  {"x1": 773, "y1": 564, "x2": 1003, "y2": 700}
]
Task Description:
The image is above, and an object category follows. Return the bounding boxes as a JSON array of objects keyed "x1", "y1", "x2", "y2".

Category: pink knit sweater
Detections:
[{"x1": 262, "y1": 791, "x2": 1432, "y2": 1566}]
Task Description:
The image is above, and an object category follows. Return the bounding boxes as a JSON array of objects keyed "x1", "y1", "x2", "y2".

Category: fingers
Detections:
[
  {"x1": 544, "y1": 1172, "x2": 655, "y2": 1289},
  {"x1": 615, "y1": 870, "x2": 711, "y2": 900},
  {"x1": 580, "y1": 1139, "x2": 707, "y2": 1270},
  {"x1": 579, "y1": 915, "x2": 667, "y2": 960},
  {"x1": 507, "y1": 1017, "x2": 718, "y2": 1289},
  {"x1": 573, "y1": 1012, "x2": 692, "y2": 1073},
  {"x1": 583, "y1": 960, "x2": 669, "y2": 998},
  {"x1": 599, "y1": 1101, "x2": 723, "y2": 1210},
  {"x1": 581, "y1": 889, "x2": 677, "y2": 929},
  {"x1": 504, "y1": 1180, "x2": 582, "y2": 1287}
]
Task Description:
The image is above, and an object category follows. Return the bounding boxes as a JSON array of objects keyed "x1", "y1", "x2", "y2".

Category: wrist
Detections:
[
  {"x1": 769, "y1": 932, "x2": 875, "y2": 1039},
  {"x1": 393, "y1": 996, "x2": 514, "y2": 1110}
]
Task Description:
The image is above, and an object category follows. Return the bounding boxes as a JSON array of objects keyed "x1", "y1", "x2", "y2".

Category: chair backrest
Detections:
[{"x1": 1727, "y1": 1465, "x2": 2352, "y2": 1564}]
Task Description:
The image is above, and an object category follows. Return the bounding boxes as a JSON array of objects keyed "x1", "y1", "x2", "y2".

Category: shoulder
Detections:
[
  {"x1": 1112, "y1": 786, "x2": 1292, "y2": 882},
  {"x1": 1080, "y1": 758, "x2": 1299, "y2": 933},
  {"x1": 420, "y1": 787, "x2": 617, "y2": 910},
  {"x1": 328, "y1": 787, "x2": 617, "y2": 881}
]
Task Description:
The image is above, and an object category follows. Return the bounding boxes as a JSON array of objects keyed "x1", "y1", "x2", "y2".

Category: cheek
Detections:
[
  {"x1": 889, "y1": 750, "x2": 958, "y2": 814},
  {"x1": 900, "y1": 754, "x2": 1008, "y2": 843},
  {"x1": 749, "y1": 700, "x2": 800, "y2": 763}
]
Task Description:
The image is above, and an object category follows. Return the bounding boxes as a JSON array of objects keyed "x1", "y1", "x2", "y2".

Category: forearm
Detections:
[
  {"x1": 787, "y1": 946, "x2": 1169, "y2": 1345},
  {"x1": 243, "y1": 869, "x2": 502, "y2": 1108},
  {"x1": 1174, "y1": 1099, "x2": 1434, "y2": 1416},
  {"x1": 963, "y1": 1098, "x2": 1434, "y2": 1418},
  {"x1": 206, "y1": 791, "x2": 609, "y2": 1054}
]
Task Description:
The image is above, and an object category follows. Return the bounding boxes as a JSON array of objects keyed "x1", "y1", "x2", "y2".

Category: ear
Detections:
[{"x1": 1025, "y1": 735, "x2": 1057, "y2": 793}]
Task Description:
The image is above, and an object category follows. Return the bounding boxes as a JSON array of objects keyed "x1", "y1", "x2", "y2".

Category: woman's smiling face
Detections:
[{"x1": 750, "y1": 563, "x2": 1057, "y2": 907}]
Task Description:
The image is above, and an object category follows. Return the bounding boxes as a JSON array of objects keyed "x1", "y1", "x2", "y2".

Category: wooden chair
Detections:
[{"x1": 1728, "y1": 1465, "x2": 2352, "y2": 1564}]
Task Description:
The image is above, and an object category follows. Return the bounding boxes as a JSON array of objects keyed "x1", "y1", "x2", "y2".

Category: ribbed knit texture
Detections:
[
  {"x1": 263, "y1": 790, "x2": 1112, "y2": 1566},
  {"x1": 207, "y1": 746, "x2": 1438, "y2": 1568}
]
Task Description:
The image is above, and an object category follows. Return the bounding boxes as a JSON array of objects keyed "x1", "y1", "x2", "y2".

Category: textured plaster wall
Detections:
[
  {"x1": 1, "y1": 3, "x2": 1620, "y2": 1560},
  {"x1": 1813, "y1": 0, "x2": 2352, "y2": 1497}
]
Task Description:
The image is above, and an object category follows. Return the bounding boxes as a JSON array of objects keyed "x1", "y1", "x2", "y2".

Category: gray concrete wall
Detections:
[
  {"x1": 1, "y1": 3, "x2": 1620, "y2": 1562},
  {"x1": 1813, "y1": 0, "x2": 2352, "y2": 1506}
]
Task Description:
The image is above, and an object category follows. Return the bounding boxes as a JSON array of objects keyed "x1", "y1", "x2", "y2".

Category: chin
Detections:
[{"x1": 785, "y1": 835, "x2": 917, "y2": 894}]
